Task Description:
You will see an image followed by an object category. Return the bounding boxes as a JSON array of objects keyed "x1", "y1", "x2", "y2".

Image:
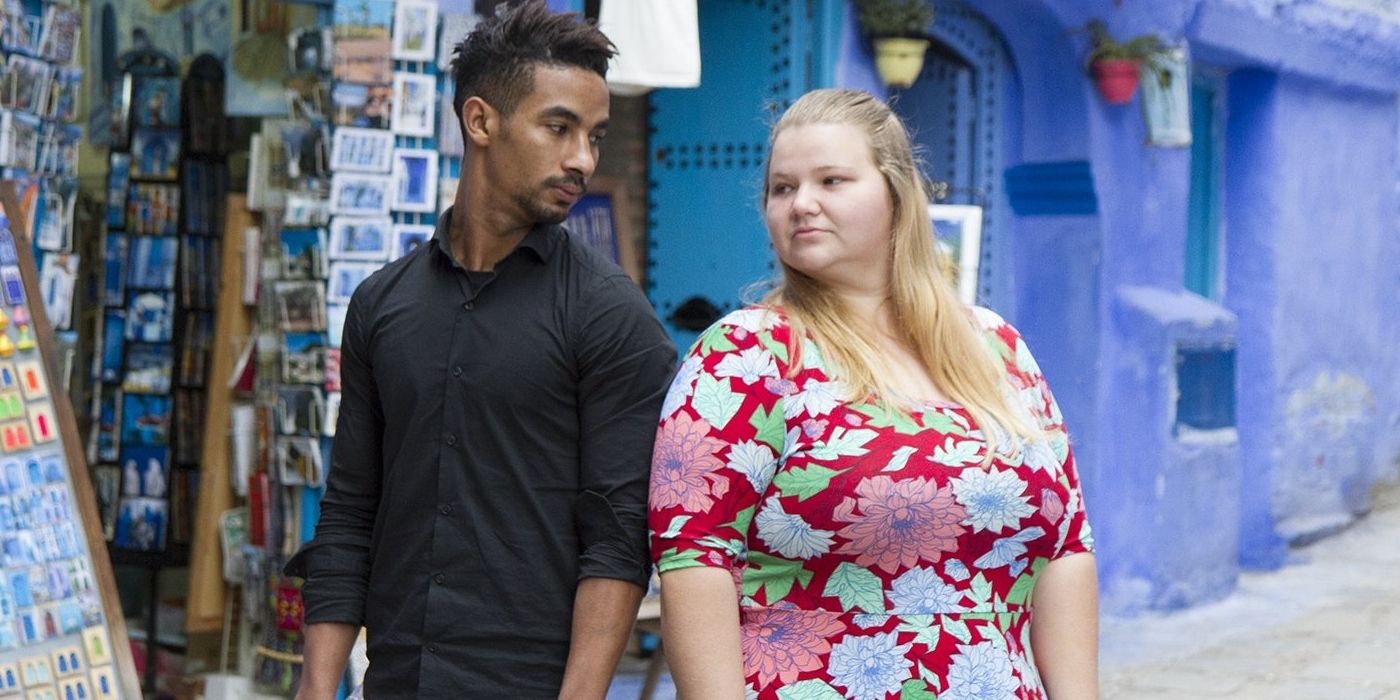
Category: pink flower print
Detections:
[
  {"x1": 741, "y1": 606, "x2": 846, "y2": 688},
  {"x1": 802, "y1": 418, "x2": 828, "y2": 439},
  {"x1": 834, "y1": 476, "x2": 968, "y2": 573},
  {"x1": 1040, "y1": 488, "x2": 1064, "y2": 524},
  {"x1": 650, "y1": 413, "x2": 730, "y2": 513}
]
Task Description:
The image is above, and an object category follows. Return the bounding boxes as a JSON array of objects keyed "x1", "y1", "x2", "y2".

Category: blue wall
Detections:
[{"x1": 823, "y1": 0, "x2": 1400, "y2": 612}]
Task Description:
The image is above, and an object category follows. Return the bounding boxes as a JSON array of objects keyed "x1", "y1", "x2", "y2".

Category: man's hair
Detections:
[{"x1": 449, "y1": 0, "x2": 615, "y2": 122}]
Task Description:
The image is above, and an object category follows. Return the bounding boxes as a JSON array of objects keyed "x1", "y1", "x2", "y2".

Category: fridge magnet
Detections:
[
  {"x1": 391, "y1": 0, "x2": 438, "y2": 62},
  {"x1": 329, "y1": 126, "x2": 393, "y2": 173}
]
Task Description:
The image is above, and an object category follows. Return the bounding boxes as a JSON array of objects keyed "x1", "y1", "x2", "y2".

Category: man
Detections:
[{"x1": 288, "y1": 2, "x2": 676, "y2": 697}]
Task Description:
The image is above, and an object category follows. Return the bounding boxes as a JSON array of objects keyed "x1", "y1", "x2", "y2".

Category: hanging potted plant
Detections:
[
  {"x1": 1082, "y1": 20, "x2": 1168, "y2": 104},
  {"x1": 855, "y1": 0, "x2": 936, "y2": 89}
]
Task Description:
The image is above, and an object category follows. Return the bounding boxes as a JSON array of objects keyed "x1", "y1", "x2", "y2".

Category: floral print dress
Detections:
[{"x1": 648, "y1": 306, "x2": 1094, "y2": 700}]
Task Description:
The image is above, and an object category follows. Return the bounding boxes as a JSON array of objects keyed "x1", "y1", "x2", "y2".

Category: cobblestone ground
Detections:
[
  {"x1": 1099, "y1": 479, "x2": 1400, "y2": 700},
  {"x1": 609, "y1": 478, "x2": 1400, "y2": 700}
]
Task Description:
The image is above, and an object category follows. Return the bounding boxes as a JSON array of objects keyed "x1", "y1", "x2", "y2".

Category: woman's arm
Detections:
[
  {"x1": 659, "y1": 567, "x2": 747, "y2": 699},
  {"x1": 1030, "y1": 552, "x2": 1099, "y2": 700}
]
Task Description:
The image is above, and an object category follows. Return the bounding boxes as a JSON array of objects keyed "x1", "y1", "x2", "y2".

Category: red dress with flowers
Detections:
[{"x1": 649, "y1": 306, "x2": 1093, "y2": 700}]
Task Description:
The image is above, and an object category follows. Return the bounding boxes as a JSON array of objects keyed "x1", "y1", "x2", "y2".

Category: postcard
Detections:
[{"x1": 390, "y1": 72, "x2": 436, "y2": 137}]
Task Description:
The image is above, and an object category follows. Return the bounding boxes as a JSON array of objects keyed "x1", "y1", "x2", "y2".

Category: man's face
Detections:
[{"x1": 487, "y1": 65, "x2": 610, "y2": 225}]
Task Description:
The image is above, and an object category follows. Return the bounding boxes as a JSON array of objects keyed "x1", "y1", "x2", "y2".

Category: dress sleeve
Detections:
[
  {"x1": 649, "y1": 310, "x2": 791, "y2": 574},
  {"x1": 974, "y1": 307, "x2": 1094, "y2": 559}
]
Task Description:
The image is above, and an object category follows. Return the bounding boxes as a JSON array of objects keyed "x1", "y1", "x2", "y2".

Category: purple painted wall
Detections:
[{"x1": 830, "y1": 0, "x2": 1400, "y2": 612}]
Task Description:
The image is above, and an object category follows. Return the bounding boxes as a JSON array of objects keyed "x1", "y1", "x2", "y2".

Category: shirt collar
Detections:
[{"x1": 430, "y1": 206, "x2": 556, "y2": 269}]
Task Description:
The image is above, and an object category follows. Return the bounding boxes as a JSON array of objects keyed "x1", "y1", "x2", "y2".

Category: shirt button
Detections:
[
  {"x1": 439, "y1": 504, "x2": 452, "y2": 515},
  {"x1": 452, "y1": 366, "x2": 462, "y2": 377},
  {"x1": 434, "y1": 573, "x2": 445, "y2": 584},
  {"x1": 427, "y1": 644, "x2": 438, "y2": 654},
  {"x1": 445, "y1": 434, "x2": 456, "y2": 446},
  {"x1": 462, "y1": 301, "x2": 474, "y2": 311}
]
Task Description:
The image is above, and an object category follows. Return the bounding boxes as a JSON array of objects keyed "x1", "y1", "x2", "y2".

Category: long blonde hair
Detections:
[{"x1": 761, "y1": 88, "x2": 1039, "y2": 456}]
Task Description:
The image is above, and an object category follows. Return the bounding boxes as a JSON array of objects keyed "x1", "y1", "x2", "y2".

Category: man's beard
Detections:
[{"x1": 515, "y1": 175, "x2": 587, "y2": 225}]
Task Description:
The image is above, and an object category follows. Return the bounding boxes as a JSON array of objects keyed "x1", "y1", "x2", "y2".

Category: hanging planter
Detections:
[
  {"x1": 1081, "y1": 20, "x2": 1167, "y2": 105},
  {"x1": 873, "y1": 37, "x2": 931, "y2": 88},
  {"x1": 855, "y1": 0, "x2": 935, "y2": 89},
  {"x1": 1090, "y1": 58, "x2": 1141, "y2": 104}
]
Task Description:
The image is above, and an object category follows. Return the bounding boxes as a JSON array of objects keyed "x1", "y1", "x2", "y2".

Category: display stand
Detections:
[
  {"x1": 0, "y1": 181, "x2": 141, "y2": 699},
  {"x1": 186, "y1": 194, "x2": 255, "y2": 634}
]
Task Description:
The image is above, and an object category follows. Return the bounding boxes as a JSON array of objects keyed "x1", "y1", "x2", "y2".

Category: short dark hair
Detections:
[{"x1": 449, "y1": 0, "x2": 615, "y2": 122}]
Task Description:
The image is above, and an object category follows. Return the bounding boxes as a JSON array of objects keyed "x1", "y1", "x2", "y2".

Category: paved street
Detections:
[{"x1": 609, "y1": 477, "x2": 1400, "y2": 700}]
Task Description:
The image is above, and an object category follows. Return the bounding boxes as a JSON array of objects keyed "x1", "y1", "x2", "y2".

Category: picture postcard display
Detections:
[{"x1": 0, "y1": 195, "x2": 137, "y2": 697}]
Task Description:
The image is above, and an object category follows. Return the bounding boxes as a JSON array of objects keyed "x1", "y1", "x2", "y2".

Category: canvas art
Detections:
[
  {"x1": 330, "y1": 172, "x2": 392, "y2": 216},
  {"x1": 390, "y1": 72, "x2": 435, "y2": 137},
  {"x1": 390, "y1": 148, "x2": 438, "y2": 213},
  {"x1": 329, "y1": 216, "x2": 392, "y2": 261},
  {"x1": 330, "y1": 126, "x2": 393, "y2": 173},
  {"x1": 327, "y1": 262, "x2": 380, "y2": 304},
  {"x1": 391, "y1": 224, "x2": 432, "y2": 261},
  {"x1": 392, "y1": 0, "x2": 438, "y2": 61}
]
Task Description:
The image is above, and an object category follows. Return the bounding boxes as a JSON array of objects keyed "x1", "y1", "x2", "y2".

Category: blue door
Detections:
[
  {"x1": 647, "y1": 0, "x2": 815, "y2": 350},
  {"x1": 890, "y1": 2, "x2": 1014, "y2": 310}
]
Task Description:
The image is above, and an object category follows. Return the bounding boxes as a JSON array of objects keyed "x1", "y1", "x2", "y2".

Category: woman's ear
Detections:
[{"x1": 462, "y1": 96, "x2": 496, "y2": 148}]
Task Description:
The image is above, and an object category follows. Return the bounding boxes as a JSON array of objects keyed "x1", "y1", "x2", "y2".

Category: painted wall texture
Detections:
[{"x1": 828, "y1": 0, "x2": 1400, "y2": 612}]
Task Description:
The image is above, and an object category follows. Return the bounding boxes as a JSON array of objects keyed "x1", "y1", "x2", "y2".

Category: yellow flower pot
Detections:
[{"x1": 874, "y1": 37, "x2": 930, "y2": 88}]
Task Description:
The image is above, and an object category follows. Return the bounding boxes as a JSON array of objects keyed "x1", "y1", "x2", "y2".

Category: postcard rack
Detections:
[{"x1": 0, "y1": 180, "x2": 141, "y2": 699}]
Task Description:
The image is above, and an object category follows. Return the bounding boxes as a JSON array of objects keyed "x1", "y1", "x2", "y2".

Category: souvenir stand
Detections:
[
  {"x1": 0, "y1": 0, "x2": 84, "y2": 387},
  {"x1": 0, "y1": 180, "x2": 141, "y2": 700},
  {"x1": 89, "y1": 46, "x2": 228, "y2": 694}
]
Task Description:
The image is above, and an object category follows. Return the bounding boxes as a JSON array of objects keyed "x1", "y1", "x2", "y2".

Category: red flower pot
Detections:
[{"x1": 1091, "y1": 58, "x2": 1141, "y2": 104}]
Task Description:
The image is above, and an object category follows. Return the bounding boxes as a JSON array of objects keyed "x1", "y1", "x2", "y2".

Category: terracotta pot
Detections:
[
  {"x1": 1091, "y1": 58, "x2": 1141, "y2": 104},
  {"x1": 874, "y1": 37, "x2": 930, "y2": 89}
]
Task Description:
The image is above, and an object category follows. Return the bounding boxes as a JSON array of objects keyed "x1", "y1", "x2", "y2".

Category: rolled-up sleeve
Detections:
[
  {"x1": 284, "y1": 289, "x2": 384, "y2": 625},
  {"x1": 572, "y1": 274, "x2": 676, "y2": 587}
]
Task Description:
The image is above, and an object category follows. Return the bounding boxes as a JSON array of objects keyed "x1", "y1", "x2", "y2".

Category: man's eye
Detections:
[{"x1": 547, "y1": 124, "x2": 566, "y2": 134}]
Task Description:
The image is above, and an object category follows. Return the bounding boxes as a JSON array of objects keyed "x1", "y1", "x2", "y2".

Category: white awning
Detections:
[{"x1": 598, "y1": 0, "x2": 701, "y2": 96}]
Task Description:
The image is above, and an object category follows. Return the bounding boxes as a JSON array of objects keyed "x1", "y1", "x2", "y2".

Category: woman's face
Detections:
[{"x1": 764, "y1": 122, "x2": 893, "y2": 292}]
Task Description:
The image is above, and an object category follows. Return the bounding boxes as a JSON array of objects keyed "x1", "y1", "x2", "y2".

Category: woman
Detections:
[{"x1": 648, "y1": 89, "x2": 1098, "y2": 700}]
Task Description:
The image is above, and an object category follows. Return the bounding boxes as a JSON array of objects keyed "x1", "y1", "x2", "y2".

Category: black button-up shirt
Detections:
[{"x1": 288, "y1": 209, "x2": 676, "y2": 697}]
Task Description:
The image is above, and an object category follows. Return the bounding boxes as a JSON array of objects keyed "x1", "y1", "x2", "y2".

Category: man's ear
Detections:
[{"x1": 462, "y1": 96, "x2": 497, "y2": 148}]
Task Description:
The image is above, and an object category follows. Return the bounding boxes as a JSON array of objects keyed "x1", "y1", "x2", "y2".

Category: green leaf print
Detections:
[
  {"x1": 749, "y1": 402, "x2": 786, "y2": 455},
  {"x1": 930, "y1": 436, "x2": 982, "y2": 468},
  {"x1": 722, "y1": 505, "x2": 756, "y2": 534},
  {"x1": 944, "y1": 617, "x2": 973, "y2": 644},
  {"x1": 658, "y1": 547, "x2": 704, "y2": 570},
  {"x1": 968, "y1": 573, "x2": 993, "y2": 608},
  {"x1": 658, "y1": 515, "x2": 691, "y2": 539},
  {"x1": 693, "y1": 373, "x2": 744, "y2": 430},
  {"x1": 744, "y1": 551, "x2": 814, "y2": 602},
  {"x1": 896, "y1": 614, "x2": 942, "y2": 648},
  {"x1": 807, "y1": 427, "x2": 879, "y2": 461},
  {"x1": 900, "y1": 679, "x2": 939, "y2": 700},
  {"x1": 920, "y1": 409, "x2": 968, "y2": 437},
  {"x1": 1006, "y1": 557, "x2": 1049, "y2": 606},
  {"x1": 850, "y1": 402, "x2": 924, "y2": 435},
  {"x1": 696, "y1": 535, "x2": 745, "y2": 558},
  {"x1": 758, "y1": 331, "x2": 790, "y2": 364},
  {"x1": 777, "y1": 679, "x2": 845, "y2": 700},
  {"x1": 698, "y1": 323, "x2": 739, "y2": 356},
  {"x1": 823, "y1": 562, "x2": 885, "y2": 612},
  {"x1": 773, "y1": 464, "x2": 846, "y2": 501}
]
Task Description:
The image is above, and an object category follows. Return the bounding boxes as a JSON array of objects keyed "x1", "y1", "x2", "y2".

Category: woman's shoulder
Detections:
[{"x1": 714, "y1": 304, "x2": 791, "y2": 334}]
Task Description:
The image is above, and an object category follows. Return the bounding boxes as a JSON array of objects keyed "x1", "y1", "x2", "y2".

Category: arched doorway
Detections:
[{"x1": 891, "y1": 1, "x2": 1018, "y2": 312}]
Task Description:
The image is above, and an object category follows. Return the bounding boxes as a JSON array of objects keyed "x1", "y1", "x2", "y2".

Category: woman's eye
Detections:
[
  {"x1": 771, "y1": 184, "x2": 793, "y2": 195},
  {"x1": 823, "y1": 176, "x2": 844, "y2": 186}
]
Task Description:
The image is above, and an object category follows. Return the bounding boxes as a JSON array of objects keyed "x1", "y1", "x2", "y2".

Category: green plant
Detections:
[
  {"x1": 1083, "y1": 19, "x2": 1166, "y2": 65},
  {"x1": 854, "y1": 0, "x2": 935, "y2": 39}
]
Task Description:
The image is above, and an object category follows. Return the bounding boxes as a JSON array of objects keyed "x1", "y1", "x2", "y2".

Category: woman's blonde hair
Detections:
[{"x1": 761, "y1": 88, "x2": 1039, "y2": 458}]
